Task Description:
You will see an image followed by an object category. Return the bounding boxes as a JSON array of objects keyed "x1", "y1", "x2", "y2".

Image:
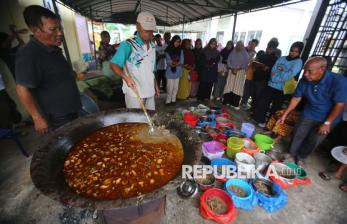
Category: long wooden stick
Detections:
[{"x1": 123, "y1": 65, "x2": 155, "y2": 132}]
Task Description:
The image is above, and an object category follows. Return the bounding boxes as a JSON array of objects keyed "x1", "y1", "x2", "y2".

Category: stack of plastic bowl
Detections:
[
  {"x1": 226, "y1": 137, "x2": 244, "y2": 159},
  {"x1": 254, "y1": 134, "x2": 274, "y2": 152}
]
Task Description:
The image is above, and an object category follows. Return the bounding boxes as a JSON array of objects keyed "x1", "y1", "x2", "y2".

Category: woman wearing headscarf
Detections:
[
  {"x1": 165, "y1": 35, "x2": 184, "y2": 105},
  {"x1": 191, "y1": 39, "x2": 203, "y2": 97},
  {"x1": 213, "y1": 41, "x2": 234, "y2": 101},
  {"x1": 223, "y1": 41, "x2": 249, "y2": 109},
  {"x1": 177, "y1": 39, "x2": 195, "y2": 99},
  {"x1": 197, "y1": 38, "x2": 220, "y2": 101},
  {"x1": 252, "y1": 41, "x2": 304, "y2": 127}
]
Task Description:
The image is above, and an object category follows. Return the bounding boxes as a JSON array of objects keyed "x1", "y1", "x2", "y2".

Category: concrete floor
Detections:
[{"x1": 0, "y1": 96, "x2": 346, "y2": 224}]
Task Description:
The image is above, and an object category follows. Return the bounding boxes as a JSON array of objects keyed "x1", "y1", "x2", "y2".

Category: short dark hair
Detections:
[
  {"x1": 23, "y1": 5, "x2": 59, "y2": 28},
  {"x1": 154, "y1": 34, "x2": 161, "y2": 38},
  {"x1": 164, "y1": 32, "x2": 171, "y2": 38},
  {"x1": 251, "y1": 39, "x2": 259, "y2": 46},
  {"x1": 100, "y1": 31, "x2": 110, "y2": 38}
]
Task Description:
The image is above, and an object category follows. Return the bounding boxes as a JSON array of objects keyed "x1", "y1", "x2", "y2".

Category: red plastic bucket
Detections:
[
  {"x1": 200, "y1": 188, "x2": 237, "y2": 224},
  {"x1": 182, "y1": 113, "x2": 198, "y2": 127}
]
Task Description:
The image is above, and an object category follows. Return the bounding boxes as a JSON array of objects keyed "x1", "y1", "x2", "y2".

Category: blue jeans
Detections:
[
  {"x1": 289, "y1": 117, "x2": 330, "y2": 161},
  {"x1": 48, "y1": 112, "x2": 78, "y2": 130}
]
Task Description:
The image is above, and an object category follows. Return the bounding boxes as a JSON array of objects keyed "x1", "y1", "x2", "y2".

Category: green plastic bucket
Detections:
[
  {"x1": 226, "y1": 147, "x2": 242, "y2": 159},
  {"x1": 254, "y1": 134, "x2": 274, "y2": 151},
  {"x1": 285, "y1": 162, "x2": 307, "y2": 179},
  {"x1": 227, "y1": 137, "x2": 244, "y2": 148}
]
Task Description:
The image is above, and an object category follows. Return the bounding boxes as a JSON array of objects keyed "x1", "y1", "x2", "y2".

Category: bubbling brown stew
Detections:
[{"x1": 64, "y1": 123, "x2": 184, "y2": 200}]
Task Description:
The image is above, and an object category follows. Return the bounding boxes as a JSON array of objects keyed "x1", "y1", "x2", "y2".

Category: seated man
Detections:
[{"x1": 278, "y1": 56, "x2": 347, "y2": 166}]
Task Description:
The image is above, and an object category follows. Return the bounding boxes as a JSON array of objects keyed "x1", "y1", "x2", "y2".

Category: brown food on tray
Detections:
[{"x1": 64, "y1": 123, "x2": 184, "y2": 200}]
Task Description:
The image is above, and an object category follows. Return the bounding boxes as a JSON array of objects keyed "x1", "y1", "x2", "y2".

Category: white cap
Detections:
[{"x1": 137, "y1": 11, "x2": 156, "y2": 31}]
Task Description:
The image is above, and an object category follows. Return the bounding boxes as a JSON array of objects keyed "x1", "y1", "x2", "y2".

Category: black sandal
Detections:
[{"x1": 318, "y1": 172, "x2": 331, "y2": 181}]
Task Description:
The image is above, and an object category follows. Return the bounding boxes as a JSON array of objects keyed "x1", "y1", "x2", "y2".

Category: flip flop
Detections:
[
  {"x1": 318, "y1": 172, "x2": 331, "y2": 181},
  {"x1": 339, "y1": 183, "x2": 347, "y2": 193}
]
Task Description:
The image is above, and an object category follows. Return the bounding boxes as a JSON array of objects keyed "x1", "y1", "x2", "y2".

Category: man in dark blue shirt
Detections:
[
  {"x1": 278, "y1": 56, "x2": 347, "y2": 166},
  {"x1": 15, "y1": 5, "x2": 81, "y2": 134}
]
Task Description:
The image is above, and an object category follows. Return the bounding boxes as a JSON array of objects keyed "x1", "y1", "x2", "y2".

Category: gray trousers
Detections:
[
  {"x1": 213, "y1": 73, "x2": 227, "y2": 99},
  {"x1": 289, "y1": 117, "x2": 330, "y2": 161}
]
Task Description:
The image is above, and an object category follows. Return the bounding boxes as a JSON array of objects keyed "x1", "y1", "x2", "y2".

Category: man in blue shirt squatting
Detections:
[
  {"x1": 278, "y1": 56, "x2": 347, "y2": 167},
  {"x1": 110, "y1": 12, "x2": 160, "y2": 111}
]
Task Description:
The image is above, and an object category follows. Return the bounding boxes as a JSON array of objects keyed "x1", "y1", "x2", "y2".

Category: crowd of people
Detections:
[{"x1": 1, "y1": 7, "x2": 347, "y2": 190}]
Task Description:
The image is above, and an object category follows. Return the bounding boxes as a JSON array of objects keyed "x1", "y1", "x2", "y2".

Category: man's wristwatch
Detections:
[{"x1": 324, "y1": 121, "x2": 331, "y2": 126}]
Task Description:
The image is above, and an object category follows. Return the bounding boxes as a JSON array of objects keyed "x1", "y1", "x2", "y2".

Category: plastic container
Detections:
[
  {"x1": 182, "y1": 113, "x2": 198, "y2": 127},
  {"x1": 217, "y1": 113, "x2": 231, "y2": 120},
  {"x1": 251, "y1": 178, "x2": 275, "y2": 197},
  {"x1": 226, "y1": 147, "x2": 242, "y2": 159},
  {"x1": 285, "y1": 162, "x2": 307, "y2": 179},
  {"x1": 202, "y1": 141, "x2": 226, "y2": 160},
  {"x1": 270, "y1": 162, "x2": 296, "y2": 184},
  {"x1": 241, "y1": 123, "x2": 255, "y2": 138},
  {"x1": 211, "y1": 158, "x2": 236, "y2": 180},
  {"x1": 225, "y1": 179, "x2": 257, "y2": 211},
  {"x1": 196, "y1": 108, "x2": 208, "y2": 116},
  {"x1": 200, "y1": 188, "x2": 237, "y2": 224},
  {"x1": 254, "y1": 134, "x2": 274, "y2": 151},
  {"x1": 206, "y1": 127, "x2": 221, "y2": 138},
  {"x1": 241, "y1": 138, "x2": 260, "y2": 156},
  {"x1": 218, "y1": 126, "x2": 233, "y2": 134},
  {"x1": 253, "y1": 181, "x2": 288, "y2": 213},
  {"x1": 235, "y1": 152, "x2": 256, "y2": 178},
  {"x1": 254, "y1": 152, "x2": 272, "y2": 170},
  {"x1": 227, "y1": 137, "x2": 244, "y2": 149},
  {"x1": 226, "y1": 137, "x2": 244, "y2": 159},
  {"x1": 206, "y1": 111, "x2": 216, "y2": 120},
  {"x1": 216, "y1": 117, "x2": 235, "y2": 129},
  {"x1": 215, "y1": 134, "x2": 228, "y2": 145},
  {"x1": 194, "y1": 172, "x2": 216, "y2": 191},
  {"x1": 225, "y1": 129, "x2": 246, "y2": 138}
]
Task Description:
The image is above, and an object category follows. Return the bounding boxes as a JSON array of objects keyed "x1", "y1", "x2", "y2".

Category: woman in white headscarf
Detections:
[{"x1": 223, "y1": 41, "x2": 249, "y2": 109}]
